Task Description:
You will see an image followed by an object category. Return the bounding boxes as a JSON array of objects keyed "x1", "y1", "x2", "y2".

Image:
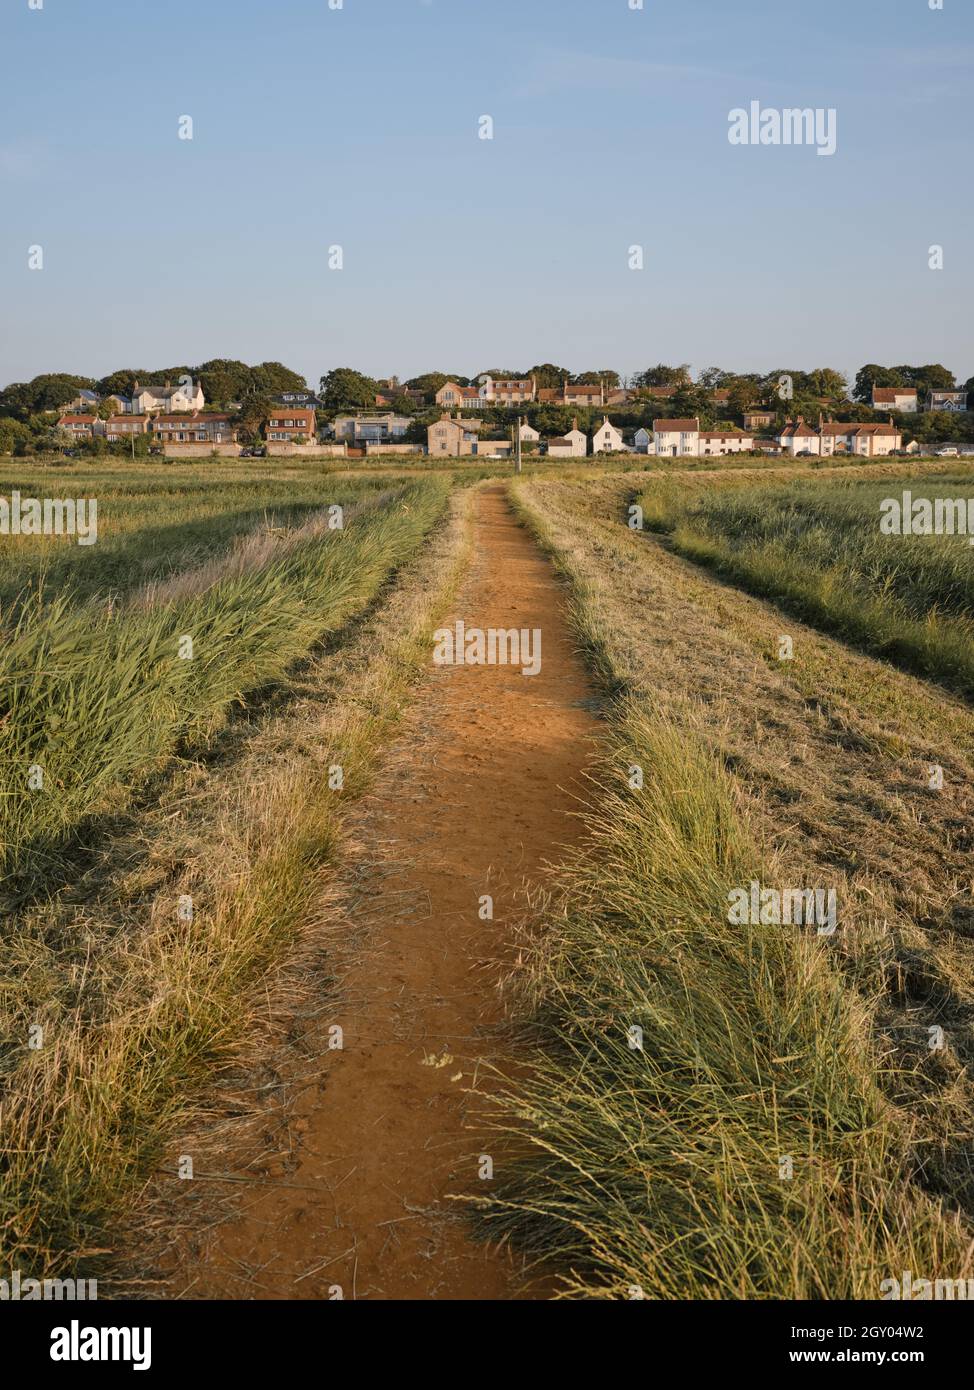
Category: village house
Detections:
[
  {"x1": 153, "y1": 413, "x2": 236, "y2": 446},
  {"x1": 778, "y1": 417, "x2": 902, "y2": 457},
  {"x1": 105, "y1": 415, "x2": 151, "y2": 441},
  {"x1": 871, "y1": 386, "x2": 918, "y2": 413},
  {"x1": 653, "y1": 418, "x2": 701, "y2": 457},
  {"x1": 928, "y1": 389, "x2": 968, "y2": 413},
  {"x1": 266, "y1": 407, "x2": 317, "y2": 444},
  {"x1": 435, "y1": 381, "x2": 485, "y2": 410},
  {"x1": 744, "y1": 408, "x2": 775, "y2": 431},
  {"x1": 637, "y1": 423, "x2": 754, "y2": 457},
  {"x1": 518, "y1": 421, "x2": 540, "y2": 443},
  {"x1": 544, "y1": 420, "x2": 587, "y2": 457},
  {"x1": 332, "y1": 413, "x2": 410, "y2": 444},
  {"x1": 479, "y1": 375, "x2": 536, "y2": 406},
  {"x1": 130, "y1": 378, "x2": 205, "y2": 414},
  {"x1": 427, "y1": 413, "x2": 485, "y2": 457},
  {"x1": 592, "y1": 417, "x2": 627, "y2": 454},
  {"x1": 57, "y1": 414, "x2": 100, "y2": 439},
  {"x1": 67, "y1": 389, "x2": 99, "y2": 411},
  {"x1": 697, "y1": 429, "x2": 755, "y2": 456}
]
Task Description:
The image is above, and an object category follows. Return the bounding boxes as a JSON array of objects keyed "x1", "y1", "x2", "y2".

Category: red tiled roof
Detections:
[
  {"x1": 654, "y1": 418, "x2": 700, "y2": 432},
  {"x1": 872, "y1": 387, "x2": 917, "y2": 403}
]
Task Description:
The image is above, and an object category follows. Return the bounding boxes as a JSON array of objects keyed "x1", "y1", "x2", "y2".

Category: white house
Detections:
[
  {"x1": 697, "y1": 430, "x2": 754, "y2": 456},
  {"x1": 546, "y1": 424, "x2": 587, "y2": 458},
  {"x1": 778, "y1": 417, "x2": 902, "y2": 457},
  {"x1": 653, "y1": 418, "x2": 700, "y2": 457},
  {"x1": 634, "y1": 427, "x2": 654, "y2": 454},
  {"x1": 518, "y1": 421, "x2": 540, "y2": 442},
  {"x1": 592, "y1": 417, "x2": 627, "y2": 454},
  {"x1": 872, "y1": 386, "x2": 918, "y2": 414},
  {"x1": 130, "y1": 378, "x2": 205, "y2": 414}
]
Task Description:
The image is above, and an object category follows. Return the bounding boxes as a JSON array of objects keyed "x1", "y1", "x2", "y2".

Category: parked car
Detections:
[{"x1": 936, "y1": 447, "x2": 959, "y2": 457}]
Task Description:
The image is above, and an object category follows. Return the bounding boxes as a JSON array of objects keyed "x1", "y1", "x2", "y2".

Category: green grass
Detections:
[
  {"x1": 637, "y1": 469, "x2": 974, "y2": 699},
  {"x1": 0, "y1": 471, "x2": 473, "y2": 1283},
  {"x1": 463, "y1": 475, "x2": 974, "y2": 1299},
  {"x1": 0, "y1": 462, "x2": 402, "y2": 612},
  {"x1": 0, "y1": 476, "x2": 449, "y2": 900},
  {"x1": 472, "y1": 701, "x2": 971, "y2": 1298}
]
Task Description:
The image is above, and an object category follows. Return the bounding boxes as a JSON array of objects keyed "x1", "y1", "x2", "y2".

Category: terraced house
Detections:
[
  {"x1": 153, "y1": 413, "x2": 236, "y2": 446},
  {"x1": 778, "y1": 416, "x2": 902, "y2": 457}
]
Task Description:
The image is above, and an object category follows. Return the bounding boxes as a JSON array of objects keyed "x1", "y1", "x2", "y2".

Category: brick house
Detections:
[
  {"x1": 57, "y1": 414, "x2": 101, "y2": 439},
  {"x1": 266, "y1": 407, "x2": 317, "y2": 444},
  {"x1": 744, "y1": 409, "x2": 775, "y2": 431},
  {"x1": 105, "y1": 415, "x2": 151, "y2": 441},
  {"x1": 153, "y1": 413, "x2": 236, "y2": 446}
]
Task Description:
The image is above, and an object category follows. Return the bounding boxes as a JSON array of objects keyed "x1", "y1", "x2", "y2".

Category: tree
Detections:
[
  {"x1": 525, "y1": 363, "x2": 573, "y2": 390},
  {"x1": 404, "y1": 372, "x2": 467, "y2": 394},
  {"x1": 634, "y1": 364, "x2": 691, "y2": 388},
  {"x1": 0, "y1": 373, "x2": 94, "y2": 420},
  {"x1": 808, "y1": 367, "x2": 849, "y2": 401},
  {"x1": 319, "y1": 368, "x2": 379, "y2": 413},
  {"x1": 696, "y1": 367, "x2": 731, "y2": 391},
  {"x1": 573, "y1": 369, "x2": 621, "y2": 388},
  {"x1": 95, "y1": 370, "x2": 145, "y2": 399},
  {"x1": 235, "y1": 393, "x2": 273, "y2": 445}
]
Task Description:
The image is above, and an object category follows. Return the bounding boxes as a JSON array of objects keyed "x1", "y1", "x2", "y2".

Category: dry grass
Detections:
[
  {"x1": 462, "y1": 473, "x2": 974, "y2": 1298},
  {"x1": 0, "y1": 479, "x2": 475, "y2": 1285}
]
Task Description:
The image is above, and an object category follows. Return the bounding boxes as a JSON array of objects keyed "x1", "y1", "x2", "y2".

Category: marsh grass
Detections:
[
  {"x1": 0, "y1": 481, "x2": 449, "y2": 898},
  {"x1": 638, "y1": 472, "x2": 974, "y2": 699}
]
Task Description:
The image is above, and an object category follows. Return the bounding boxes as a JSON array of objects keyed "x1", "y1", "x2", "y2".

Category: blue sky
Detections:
[{"x1": 1, "y1": 0, "x2": 971, "y2": 390}]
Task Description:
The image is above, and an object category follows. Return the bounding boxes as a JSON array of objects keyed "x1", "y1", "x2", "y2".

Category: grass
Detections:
[
  {"x1": 0, "y1": 473, "x2": 477, "y2": 1283},
  {"x1": 0, "y1": 478, "x2": 448, "y2": 900},
  {"x1": 636, "y1": 467, "x2": 974, "y2": 700},
  {"x1": 472, "y1": 702, "x2": 971, "y2": 1298},
  {"x1": 463, "y1": 473, "x2": 974, "y2": 1299}
]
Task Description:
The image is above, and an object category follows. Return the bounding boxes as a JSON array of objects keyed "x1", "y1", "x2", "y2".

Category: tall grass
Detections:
[
  {"x1": 0, "y1": 467, "x2": 399, "y2": 611},
  {"x1": 637, "y1": 474, "x2": 974, "y2": 698},
  {"x1": 0, "y1": 479, "x2": 473, "y2": 1282},
  {"x1": 0, "y1": 479, "x2": 449, "y2": 898},
  {"x1": 472, "y1": 702, "x2": 972, "y2": 1298}
]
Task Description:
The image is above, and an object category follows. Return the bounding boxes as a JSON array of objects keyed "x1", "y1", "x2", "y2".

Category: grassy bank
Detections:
[
  {"x1": 465, "y1": 477, "x2": 974, "y2": 1299},
  {"x1": 0, "y1": 479, "x2": 447, "y2": 898},
  {"x1": 0, "y1": 481, "x2": 476, "y2": 1283},
  {"x1": 637, "y1": 469, "x2": 974, "y2": 700}
]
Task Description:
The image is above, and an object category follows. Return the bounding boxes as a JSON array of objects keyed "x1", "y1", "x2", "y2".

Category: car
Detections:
[{"x1": 936, "y1": 447, "x2": 959, "y2": 457}]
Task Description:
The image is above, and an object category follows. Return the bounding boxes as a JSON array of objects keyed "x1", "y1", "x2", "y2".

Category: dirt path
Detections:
[{"x1": 171, "y1": 484, "x2": 600, "y2": 1300}]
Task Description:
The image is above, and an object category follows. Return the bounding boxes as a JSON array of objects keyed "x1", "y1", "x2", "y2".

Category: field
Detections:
[{"x1": 2, "y1": 454, "x2": 973, "y2": 1301}]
